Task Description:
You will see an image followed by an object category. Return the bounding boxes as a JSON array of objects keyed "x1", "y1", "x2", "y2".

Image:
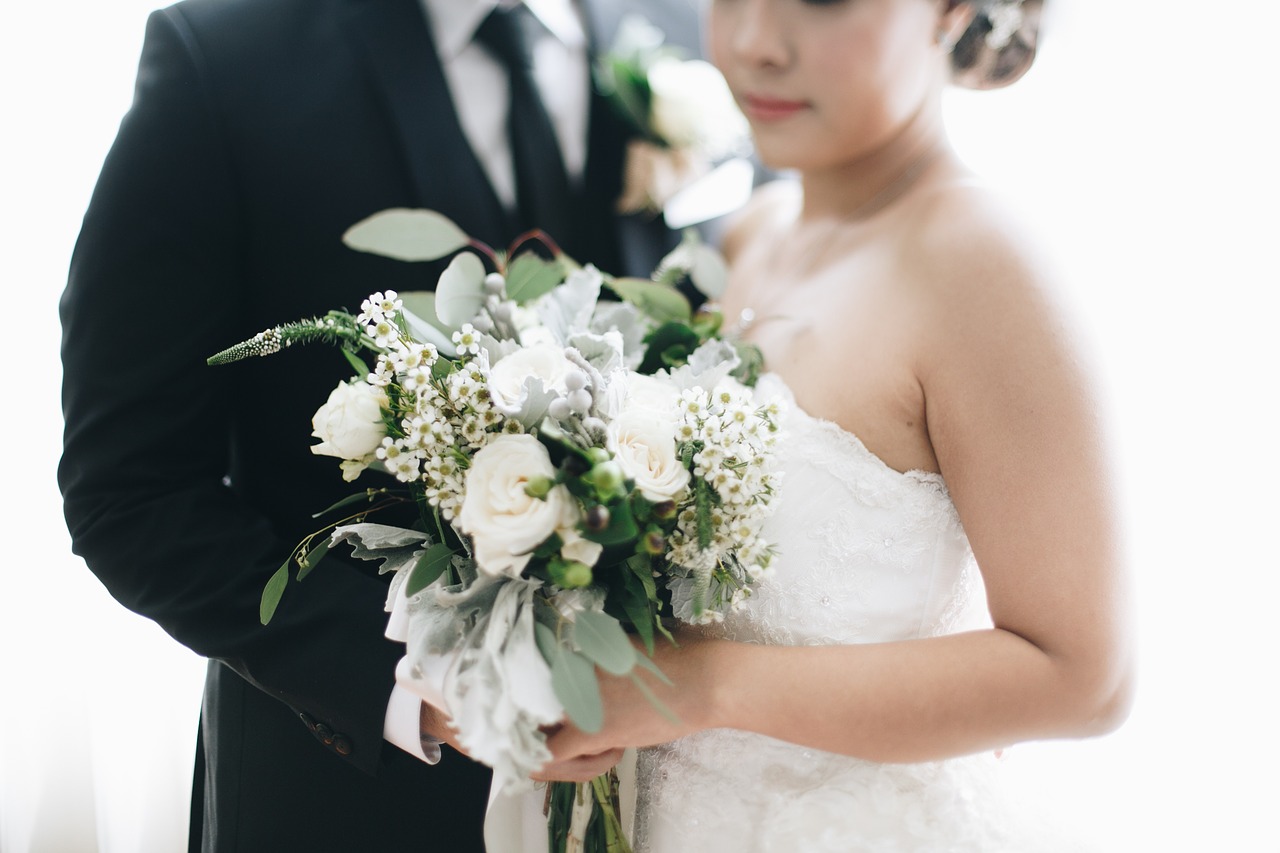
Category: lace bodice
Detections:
[{"x1": 632, "y1": 375, "x2": 1023, "y2": 852}]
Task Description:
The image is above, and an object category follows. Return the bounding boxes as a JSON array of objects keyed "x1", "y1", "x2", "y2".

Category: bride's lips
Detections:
[{"x1": 741, "y1": 93, "x2": 808, "y2": 123}]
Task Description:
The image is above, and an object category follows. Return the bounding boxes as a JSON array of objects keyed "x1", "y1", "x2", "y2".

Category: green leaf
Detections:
[
  {"x1": 626, "y1": 553, "x2": 658, "y2": 598},
  {"x1": 260, "y1": 562, "x2": 289, "y2": 625},
  {"x1": 342, "y1": 208, "x2": 470, "y2": 262},
  {"x1": 605, "y1": 277, "x2": 692, "y2": 325},
  {"x1": 504, "y1": 252, "x2": 564, "y2": 302},
  {"x1": 435, "y1": 251, "x2": 486, "y2": 328},
  {"x1": 632, "y1": 651, "x2": 673, "y2": 687},
  {"x1": 407, "y1": 542, "x2": 454, "y2": 596},
  {"x1": 629, "y1": 671, "x2": 681, "y2": 726},
  {"x1": 311, "y1": 490, "x2": 381, "y2": 519},
  {"x1": 341, "y1": 349, "x2": 370, "y2": 378},
  {"x1": 538, "y1": 624, "x2": 604, "y2": 734},
  {"x1": 398, "y1": 291, "x2": 461, "y2": 355},
  {"x1": 572, "y1": 611, "x2": 636, "y2": 676},
  {"x1": 638, "y1": 322, "x2": 700, "y2": 374},
  {"x1": 582, "y1": 499, "x2": 639, "y2": 546},
  {"x1": 621, "y1": 596, "x2": 655, "y2": 656},
  {"x1": 689, "y1": 242, "x2": 729, "y2": 300},
  {"x1": 296, "y1": 535, "x2": 331, "y2": 582}
]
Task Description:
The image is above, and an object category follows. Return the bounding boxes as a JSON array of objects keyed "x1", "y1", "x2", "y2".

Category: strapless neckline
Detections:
[{"x1": 757, "y1": 372, "x2": 949, "y2": 491}]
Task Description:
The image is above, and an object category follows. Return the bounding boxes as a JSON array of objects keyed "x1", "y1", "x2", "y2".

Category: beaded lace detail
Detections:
[{"x1": 633, "y1": 375, "x2": 1020, "y2": 852}]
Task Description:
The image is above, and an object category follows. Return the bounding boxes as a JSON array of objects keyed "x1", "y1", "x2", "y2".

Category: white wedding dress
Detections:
[{"x1": 487, "y1": 374, "x2": 1061, "y2": 852}]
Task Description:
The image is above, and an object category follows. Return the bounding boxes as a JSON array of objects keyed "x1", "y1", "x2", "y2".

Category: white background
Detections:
[{"x1": 3, "y1": 1, "x2": 1278, "y2": 850}]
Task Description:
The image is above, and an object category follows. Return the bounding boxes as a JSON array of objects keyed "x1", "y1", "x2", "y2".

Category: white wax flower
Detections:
[
  {"x1": 310, "y1": 380, "x2": 388, "y2": 478},
  {"x1": 457, "y1": 435, "x2": 574, "y2": 578},
  {"x1": 487, "y1": 342, "x2": 576, "y2": 416},
  {"x1": 606, "y1": 408, "x2": 690, "y2": 503},
  {"x1": 648, "y1": 58, "x2": 747, "y2": 156}
]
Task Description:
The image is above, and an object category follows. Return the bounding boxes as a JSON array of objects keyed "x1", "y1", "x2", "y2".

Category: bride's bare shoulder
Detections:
[
  {"x1": 903, "y1": 180, "x2": 1062, "y2": 316},
  {"x1": 720, "y1": 179, "x2": 800, "y2": 263}
]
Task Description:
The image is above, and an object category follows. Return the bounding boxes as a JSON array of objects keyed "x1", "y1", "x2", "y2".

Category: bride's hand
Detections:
[
  {"x1": 421, "y1": 698, "x2": 623, "y2": 782},
  {"x1": 544, "y1": 630, "x2": 726, "y2": 762}
]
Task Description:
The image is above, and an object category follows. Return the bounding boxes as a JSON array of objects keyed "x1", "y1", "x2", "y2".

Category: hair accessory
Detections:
[{"x1": 984, "y1": 1, "x2": 1024, "y2": 50}]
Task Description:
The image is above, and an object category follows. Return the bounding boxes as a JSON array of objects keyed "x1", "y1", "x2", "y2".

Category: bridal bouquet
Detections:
[{"x1": 208, "y1": 209, "x2": 781, "y2": 852}]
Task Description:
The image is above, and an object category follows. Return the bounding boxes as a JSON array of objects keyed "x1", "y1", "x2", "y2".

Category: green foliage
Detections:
[
  {"x1": 260, "y1": 562, "x2": 290, "y2": 625},
  {"x1": 407, "y1": 543, "x2": 454, "y2": 596},
  {"x1": 537, "y1": 623, "x2": 604, "y2": 733},
  {"x1": 435, "y1": 251, "x2": 486, "y2": 328},
  {"x1": 295, "y1": 534, "x2": 331, "y2": 582},
  {"x1": 342, "y1": 208, "x2": 470, "y2": 262},
  {"x1": 572, "y1": 610, "x2": 636, "y2": 676},
  {"x1": 605, "y1": 277, "x2": 692, "y2": 325},
  {"x1": 637, "y1": 322, "x2": 701, "y2": 375},
  {"x1": 504, "y1": 252, "x2": 564, "y2": 302}
]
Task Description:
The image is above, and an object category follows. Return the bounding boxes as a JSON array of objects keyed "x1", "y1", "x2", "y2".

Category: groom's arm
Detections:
[{"x1": 59, "y1": 7, "x2": 402, "y2": 775}]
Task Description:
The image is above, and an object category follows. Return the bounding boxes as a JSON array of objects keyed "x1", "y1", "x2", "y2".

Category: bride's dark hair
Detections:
[{"x1": 948, "y1": 0, "x2": 1044, "y2": 90}]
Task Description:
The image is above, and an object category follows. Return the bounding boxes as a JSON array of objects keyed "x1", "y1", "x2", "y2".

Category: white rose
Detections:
[
  {"x1": 487, "y1": 343, "x2": 576, "y2": 416},
  {"x1": 559, "y1": 526, "x2": 604, "y2": 568},
  {"x1": 624, "y1": 372, "x2": 681, "y2": 421},
  {"x1": 606, "y1": 408, "x2": 691, "y2": 503},
  {"x1": 310, "y1": 380, "x2": 387, "y2": 463},
  {"x1": 648, "y1": 58, "x2": 747, "y2": 156},
  {"x1": 458, "y1": 434, "x2": 574, "y2": 578}
]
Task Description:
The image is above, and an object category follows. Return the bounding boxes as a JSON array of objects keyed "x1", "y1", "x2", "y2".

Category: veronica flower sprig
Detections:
[{"x1": 206, "y1": 311, "x2": 372, "y2": 366}]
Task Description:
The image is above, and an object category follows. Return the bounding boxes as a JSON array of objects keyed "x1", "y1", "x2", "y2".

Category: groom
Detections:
[{"x1": 59, "y1": 0, "x2": 701, "y2": 850}]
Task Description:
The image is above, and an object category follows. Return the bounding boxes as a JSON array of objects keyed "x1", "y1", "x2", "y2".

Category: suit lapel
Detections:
[{"x1": 343, "y1": 0, "x2": 514, "y2": 248}]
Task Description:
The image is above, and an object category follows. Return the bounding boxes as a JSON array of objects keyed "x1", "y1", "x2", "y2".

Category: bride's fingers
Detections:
[{"x1": 530, "y1": 747, "x2": 624, "y2": 783}]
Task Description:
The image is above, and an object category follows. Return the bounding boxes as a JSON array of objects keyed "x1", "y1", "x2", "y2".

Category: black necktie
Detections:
[{"x1": 474, "y1": 4, "x2": 573, "y2": 245}]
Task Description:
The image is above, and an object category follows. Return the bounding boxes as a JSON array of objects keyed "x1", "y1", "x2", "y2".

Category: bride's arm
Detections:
[{"x1": 545, "y1": 196, "x2": 1135, "y2": 765}]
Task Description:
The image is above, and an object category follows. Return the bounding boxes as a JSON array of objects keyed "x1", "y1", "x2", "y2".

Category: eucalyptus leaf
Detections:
[
  {"x1": 629, "y1": 671, "x2": 681, "y2": 725},
  {"x1": 311, "y1": 490, "x2": 381, "y2": 519},
  {"x1": 504, "y1": 253, "x2": 564, "y2": 303},
  {"x1": 342, "y1": 208, "x2": 470, "y2": 262},
  {"x1": 606, "y1": 277, "x2": 692, "y2": 325},
  {"x1": 296, "y1": 534, "x2": 332, "y2": 581},
  {"x1": 536, "y1": 625, "x2": 605, "y2": 734},
  {"x1": 399, "y1": 291, "x2": 460, "y2": 356},
  {"x1": 260, "y1": 562, "x2": 290, "y2": 625},
  {"x1": 435, "y1": 251, "x2": 487, "y2": 328},
  {"x1": 407, "y1": 542, "x2": 454, "y2": 596},
  {"x1": 341, "y1": 349, "x2": 370, "y2": 378},
  {"x1": 689, "y1": 241, "x2": 729, "y2": 299},
  {"x1": 632, "y1": 651, "x2": 674, "y2": 687},
  {"x1": 571, "y1": 610, "x2": 636, "y2": 676}
]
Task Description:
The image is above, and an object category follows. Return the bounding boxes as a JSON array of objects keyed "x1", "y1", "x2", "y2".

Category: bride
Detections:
[{"x1": 524, "y1": 0, "x2": 1134, "y2": 849}]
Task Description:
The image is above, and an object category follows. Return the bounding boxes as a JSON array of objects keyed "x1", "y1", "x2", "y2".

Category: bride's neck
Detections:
[{"x1": 797, "y1": 103, "x2": 953, "y2": 224}]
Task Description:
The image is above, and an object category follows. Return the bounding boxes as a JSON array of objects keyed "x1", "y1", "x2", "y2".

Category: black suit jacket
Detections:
[{"x1": 59, "y1": 0, "x2": 700, "y2": 850}]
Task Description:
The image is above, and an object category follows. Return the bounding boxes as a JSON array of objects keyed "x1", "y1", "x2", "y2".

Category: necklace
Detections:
[{"x1": 725, "y1": 145, "x2": 942, "y2": 337}]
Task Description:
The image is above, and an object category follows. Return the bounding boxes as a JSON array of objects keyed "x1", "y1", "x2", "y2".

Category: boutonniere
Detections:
[{"x1": 596, "y1": 15, "x2": 749, "y2": 220}]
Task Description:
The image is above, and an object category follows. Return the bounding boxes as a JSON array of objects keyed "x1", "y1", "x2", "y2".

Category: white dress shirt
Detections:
[{"x1": 384, "y1": 0, "x2": 589, "y2": 764}]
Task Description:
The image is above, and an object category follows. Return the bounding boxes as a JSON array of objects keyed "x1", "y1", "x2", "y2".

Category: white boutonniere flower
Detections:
[{"x1": 597, "y1": 15, "x2": 749, "y2": 219}]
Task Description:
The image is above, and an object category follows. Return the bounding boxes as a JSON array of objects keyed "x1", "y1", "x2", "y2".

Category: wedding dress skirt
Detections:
[{"x1": 488, "y1": 375, "x2": 1056, "y2": 852}]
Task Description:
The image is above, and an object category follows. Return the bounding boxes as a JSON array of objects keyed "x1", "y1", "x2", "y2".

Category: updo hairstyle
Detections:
[{"x1": 948, "y1": 0, "x2": 1044, "y2": 90}]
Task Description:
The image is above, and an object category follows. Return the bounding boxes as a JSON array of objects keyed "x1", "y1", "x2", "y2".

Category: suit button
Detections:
[
  {"x1": 299, "y1": 713, "x2": 317, "y2": 732},
  {"x1": 314, "y1": 723, "x2": 334, "y2": 745},
  {"x1": 333, "y1": 735, "x2": 353, "y2": 756}
]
